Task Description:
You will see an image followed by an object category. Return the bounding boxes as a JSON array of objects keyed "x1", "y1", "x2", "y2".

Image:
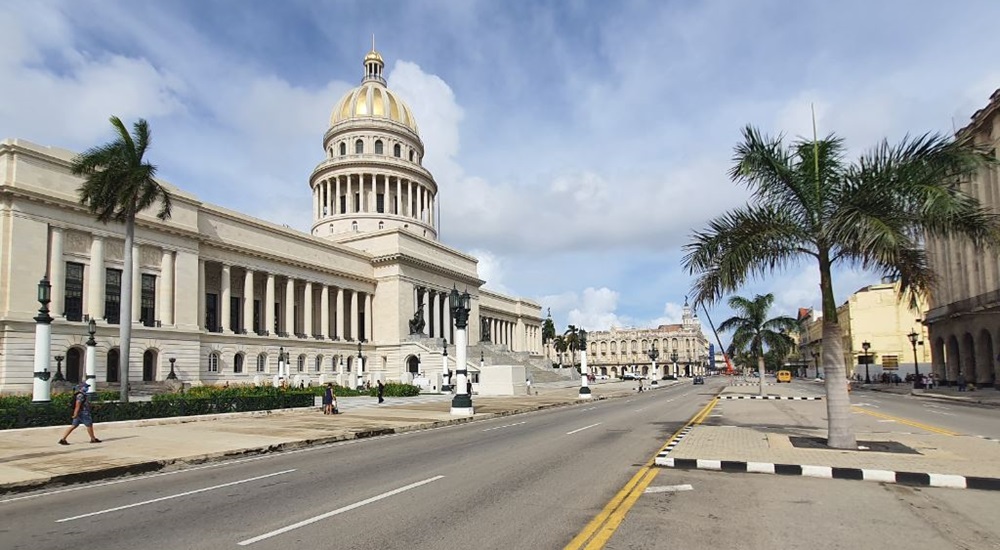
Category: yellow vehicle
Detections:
[{"x1": 776, "y1": 370, "x2": 792, "y2": 383}]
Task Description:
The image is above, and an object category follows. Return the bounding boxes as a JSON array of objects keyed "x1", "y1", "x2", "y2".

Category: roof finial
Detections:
[{"x1": 372, "y1": 33, "x2": 376, "y2": 52}]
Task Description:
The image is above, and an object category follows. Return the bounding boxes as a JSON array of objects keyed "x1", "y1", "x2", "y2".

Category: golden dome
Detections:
[
  {"x1": 329, "y1": 49, "x2": 419, "y2": 133},
  {"x1": 364, "y1": 49, "x2": 383, "y2": 64}
]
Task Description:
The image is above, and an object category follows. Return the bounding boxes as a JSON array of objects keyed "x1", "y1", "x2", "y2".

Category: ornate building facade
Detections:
[
  {"x1": 0, "y1": 47, "x2": 544, "y2": 393},
  {"x1": 585, "y1": 301, "x2": 709, "y2": 378},
  {"x1": 925, "y1": 89, "x2": 1000, "y2": 389}
]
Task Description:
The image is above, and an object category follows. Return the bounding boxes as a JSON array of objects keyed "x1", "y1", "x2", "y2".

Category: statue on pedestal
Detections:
[{"x1": 408, "y1": 307, "x2": 426, "y2": 335}]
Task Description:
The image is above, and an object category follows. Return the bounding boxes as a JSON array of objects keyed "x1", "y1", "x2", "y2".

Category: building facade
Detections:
[
  {"x1": 925, "y1": 89, "x2": 1000, "y2": 389},
  {"x1": 797, "y1": 280, "x2": 931, "y2": 380},
  {"x1": 585, "y1": 300, "x2": 709, "y2": 378},
  {"x1": 0, "y1": 47, "x2": 543, "y2": 393}
]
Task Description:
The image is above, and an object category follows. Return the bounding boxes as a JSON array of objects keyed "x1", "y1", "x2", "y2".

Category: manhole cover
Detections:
[{"x1": 788, "y1": 436, "x2": 920, "y2": 454}]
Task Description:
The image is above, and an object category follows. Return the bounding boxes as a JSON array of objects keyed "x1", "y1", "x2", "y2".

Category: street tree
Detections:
[
  {"x1": 72, "y1": 117, "x2": 172, "y2": 402},
  {"x1": 718, "y1": 294, "x2": 796, "y2": 396},
  {"x1": 564, "y1": 325, "x2": 580, "y2": 368},
  {"x1": 684, "y1": 125, "x2": 1000, "y2": 449}
]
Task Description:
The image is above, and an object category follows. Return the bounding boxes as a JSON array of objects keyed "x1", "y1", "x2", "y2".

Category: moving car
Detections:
[
  {"x1": 776, "y1": 370, "x2": 792, "y2": 383},
  {"x1": 693, "y1": 376, "x2": 705, "y2": 385}
]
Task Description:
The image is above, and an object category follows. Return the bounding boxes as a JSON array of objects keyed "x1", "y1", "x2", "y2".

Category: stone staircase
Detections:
[{"x1": 405, "y1": 336, "x2": 576, "y2": 383}]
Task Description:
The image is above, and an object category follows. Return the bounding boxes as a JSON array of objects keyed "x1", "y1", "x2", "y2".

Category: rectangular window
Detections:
[
  {"x1": 104, "y1": 268, "x2": 122, "y2": 324},
  {"x1": 141, "y1": 274, "x2": 156, "y2": 327},
  {"x1": 64, "y1": 262, "x2": 84, "y2": 322},
  {"x1": 253, "y1": 299, "x2": 262, "y2": 334},
  {"x1": 354, "y1": 192, "x2": 360, "y2": 212},
  {"x1": 206, "y1": 293, "x2": 218, "y2": 332},
  {"x1": 230, "y1": 296, "x2": 241, "y2": 333},
  {"x1": 273, "y1": 302, "x2": 281, "y2": 334},
  {"x1": 376, "y1": 193, "x2": 385, "y2": 213},
  {"x1": 340, "y1": 195, "x2": 346, "y2": 214}
]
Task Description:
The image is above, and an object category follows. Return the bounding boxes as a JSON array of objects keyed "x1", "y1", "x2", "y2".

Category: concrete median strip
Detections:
[
  {"x1": 719, "y1": 395, "x2": 822, "y2": 400},
  {"x1": 654, "y1": 458, "x2": 1000, "y2": 491}
]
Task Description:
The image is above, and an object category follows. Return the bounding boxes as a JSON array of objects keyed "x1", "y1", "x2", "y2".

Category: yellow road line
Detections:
[
  {"x1": 852, "y1": 406, "x2": 960, "y2": 436},
  {"x1": 564, "y1": 395, "x2": 720, "y2": 550}
]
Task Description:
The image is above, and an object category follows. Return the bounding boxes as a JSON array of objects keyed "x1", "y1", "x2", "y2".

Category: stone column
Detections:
[
  {"x1": 409, "y1": 181, "x2": 416, "y2": 218},
  {"x1": 284, "y1": 278, "x2": 295, "y2": 336},
  {"x1": 443, "y1": 298, "x2": 452, "y2": 344},
  {"x1": 220, "y1": 264, "x2": 231, "y2": 333},
  {"x1": 88, "y1": 236, "x2": 105, "y2": 320},
  {"x1": 365, "y1": 292, "x2": 373, "y2": 343},
  {"x1": 336, "y1": 287, "x2": 345, "y2": 340},
  {"x1": 320, "y1": 285, "x2": 330, "y2": 339},
  {"x1": 350, "y1": 289, "x2": 359, "y2": 341},
  {"x1": 265, "y1": 273, "x2": 275, "y2": 335},
  {"x1": 198, "y1": 259, "x2": 206, "y2": 329},
  {"x1": 160, "y1": 250, "x2": 175, "y2": 326},
  {"x1": 50, "y1": 227, "x2": 65, "y2": 317},
  {"x1": 430, "y1": 291, "x2": 439, "y2": 338},
  {"x1": 243, "y1": 269, "x2": 254, "y2": 334},
  {"x1": 304, "y1": 281, "x2": 313, "y2": 337},
  {"x1": 396, "y1": 178, "x2": 402, "y2": 214},
  {"x1": 131, "y1": 244, "x2": 141, "y2": 323}
]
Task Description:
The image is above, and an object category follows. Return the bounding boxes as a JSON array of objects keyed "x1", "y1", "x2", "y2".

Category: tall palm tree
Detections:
[
  {"x1": 684, "y1": 125, "x2": 1000, "y2": 449},
  {"x1": 553, "y1": 335, "x2": 568, "y2": 367},
  {"x1": 542, "y1": 316, "x2": 556, "y2": 362},
  {"x1": 72, "y1": 116, "x2": 172, "y2": 402},
  {"x1": 718, "y1": 294, "x2": 796, "y2": 396},
  {"x1": 564, "y1": 325, "x2": 580, "y2": 368}
]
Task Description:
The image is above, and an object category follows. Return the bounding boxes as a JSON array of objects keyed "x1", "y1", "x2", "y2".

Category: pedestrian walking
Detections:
[
  {"x1": 59, "y1": 383, "x2": 101, "y2": 445},
  {"x1": 957, "y1": 373, "x2": 967, "y2": 391},
  {"x1": 322, "y1": 383, "x2": 334, "y2": 415},
  {"x1": 377, "y1": 380, "x2": 385, "y2": 404}
]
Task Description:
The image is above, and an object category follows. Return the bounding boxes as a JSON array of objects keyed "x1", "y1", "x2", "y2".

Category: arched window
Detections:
[
  {"x1": 374, "y1": 140, "x2": 383, "y2": 154},
  {"x1": 257, "y1": 353, "x2": 267, "y2": 372},
  {"x1": 352, "y1": 221, "x2": 358, "y2": 232},
  {"x1": 208, "y1": 352, "x2": 220, "y2": 372},
  {"x1": 297, "y1": 354, "x2": 306, "y2": 372},
  {"x1": 107, "y1": 348, "x2": 120, "y2": 382},
  {"x1": 234, "y1": 353, "x2": 244, "y2": 374},
  {"x1": 355, "y1": 139, "x2": 364, "y2": 154},
  {"x1": 393, "y1": 144, "x2": 401, "y2": 157},
  {"x1": 378, "y1": 221, "x2": 384, "y2": 230},
  {"x1": 339, "y1": 142, "x2": 346, "y2": 155},
  {"x1": 409, "y1": 150, "x2": 414, "y2": 162},
  {"x1": 314, "y1": 355, "x2": 323, "y2": 372}
]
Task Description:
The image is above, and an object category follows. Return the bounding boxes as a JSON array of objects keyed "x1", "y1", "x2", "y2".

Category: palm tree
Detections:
[
  {"x1": 684, "y1": 124, "x2": 1000, "y2": 449},
  {"x1": 542, "y1": 316, "x2": 556, "y2": 362},
  {"x1": 564, "y1": 325, "x2": 580, "y2": 368},
  {"x1": 552, "y1": 335, "x2": 568, "y2": 367},
  {"x1": 718, "y1": 294, "x2": 796, "y2": 396},
  {"x1": 72, "y1": 116, "x2": 172, "y2": 402}
]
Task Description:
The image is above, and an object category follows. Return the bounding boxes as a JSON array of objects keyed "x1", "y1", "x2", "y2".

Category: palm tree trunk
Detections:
[
  {"x1": 118, "y1": 217, "x2": 135, "y2": 403},
  {"x1": 819, "y1": 253, "x2": 855, "y2": 449},
  {"x1": 758, "y1": 354, "x2": 766, "y2": 396}
]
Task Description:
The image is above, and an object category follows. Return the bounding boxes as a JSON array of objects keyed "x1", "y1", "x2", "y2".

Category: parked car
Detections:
[
  {"x1": 776, "y1": 370, "x2": 792, "y2": 383},
  {"x1": 693, "y1": 376, "x2": 705, "y2": 385}
]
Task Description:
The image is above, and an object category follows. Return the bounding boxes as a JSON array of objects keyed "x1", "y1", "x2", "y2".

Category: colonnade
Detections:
[
  {"x1": 313, "y1": 173, "x2": 434, "y2": 225},
  {"x1": 198, "y1": 260, "x2": 372, "y2": 342},
  {"x1": 413, "y1": 286, "x2": 454, "y2": 344},
  {"x1": 480, "y1": 315, "x2": 541, "y2": 354}
]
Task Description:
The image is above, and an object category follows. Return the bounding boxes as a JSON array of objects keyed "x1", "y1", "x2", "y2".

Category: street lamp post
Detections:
[
  {"x1": 908, "y1": 329, "x2": 922, "y2": 389},
  {"x1": 167, "y1": 357, "x2": 178, "y2": 380},
  {"x1": 811, "y1": 350, "x2": 820, "y2": 379},
  {"x1": 449, "y1": 287, "x2": 473, "y2": 415},
  {"x1": 441, "y1": 338, "x2": 451, "y2": 391},
  {"x1": 862, "y1": 341, "x2": 871, "y2": 384},
  {"x1": 274, "y1": 346, "x2": 286, "y2": 387},
  {"x1": 578, "y1": 328, "x2": 591, "y2": 399},
  {"x1": 670, "y1": 350, "x2": 678, "y2": 379},
  {"x1": 85, "y1": 317, "x2": 97, "y2": 394},
  {"x1": 357, "y1": 341, "x2": 364, "y2": 390},
  {"x1": 647, "y1": 342, "x2": 659, "y2": 387},
  {"x1": 32, "y1": 276, "x2": 53, "y2": 403}
]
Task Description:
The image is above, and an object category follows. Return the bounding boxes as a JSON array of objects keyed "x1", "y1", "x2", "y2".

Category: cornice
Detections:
[
  {"x1": 372, "y1": 252, "x2": 483, "y2": 286},
  {"x1": 308, "y1": 156, "x2": 436, "y2": 190}
]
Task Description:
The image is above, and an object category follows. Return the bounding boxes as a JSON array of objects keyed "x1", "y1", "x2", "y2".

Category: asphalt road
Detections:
[
  {"x1": 851, "y1": 388, "x2": 1000, "y2": 439},
  {"x1": 0, "y1": 379, "x2": 721, "y2": 550}
]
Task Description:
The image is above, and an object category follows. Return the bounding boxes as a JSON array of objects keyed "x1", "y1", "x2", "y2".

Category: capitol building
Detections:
[{"x1": 0, "y1": 47, "x2": 551, "y2": 393}]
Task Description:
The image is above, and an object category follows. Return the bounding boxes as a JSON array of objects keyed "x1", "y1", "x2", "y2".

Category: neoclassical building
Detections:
[
  {"x1": 585, "y1": 300, "x2": 709, "y2": 378},
  {"x1": 925, "y1": 88, "x2": 1000, "y2": 389},
  {"x1": 0, "y1": 47, "x2": 547, "y2": 393}
]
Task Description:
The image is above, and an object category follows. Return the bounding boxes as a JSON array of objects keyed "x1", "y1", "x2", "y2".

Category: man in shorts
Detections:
[{"x1": 59, "y1": 382, "x2": 101, "y2": 445}]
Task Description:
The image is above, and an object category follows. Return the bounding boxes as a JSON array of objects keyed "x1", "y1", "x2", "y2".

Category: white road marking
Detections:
[
  {"x1": 927, "y1": 410, "x2": 955, "y2": 416},
  {"x1": 566, "y1": 423, "x2": 602, "y2": 435},
  {"x1": 238, "y1": 476, "x2": 445, "y2": 545},
  {"x1": 877, "y1": 420, "x2": 896, "y2": 423},
  {"x1": 56, "y1": 469, "x2": 296, "y2": 522},
  {"x1": 483, "y1": 422, "x2": 526, "y2": 432},
  {"x1": 581, "y1": 407, "x2": 597, "y2": 412},
  {"x1": 634, "y1": 408, "x2": 646, "y2": 412},
  {"x1": 644, "y1": 484, "x2": 693, "y2": 494}
]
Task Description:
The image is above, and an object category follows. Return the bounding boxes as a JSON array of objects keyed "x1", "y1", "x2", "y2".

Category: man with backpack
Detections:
[{"x1": 58, "y1": 382, "x2": 101, "y2": 445}]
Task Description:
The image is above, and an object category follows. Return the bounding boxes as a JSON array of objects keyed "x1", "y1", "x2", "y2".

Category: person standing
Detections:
[
  {"x1": 59, "y1": 382, "x2": 101, "y2": 445},
  {"x1": 377, "y1": 380, "x2": 385, "y2": 404},
  {"x1": 322, "y1": 383, "x2": 334, "y2": 415}
]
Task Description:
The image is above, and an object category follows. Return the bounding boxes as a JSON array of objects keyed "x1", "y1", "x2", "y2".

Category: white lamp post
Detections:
[
  {"x1": 85, "y1": 318, "x2": 97, "y2": 395},
  {"x1": 647, "y1": 342, "x2": 659, "y2": 387},
  {"x1": 449, "y1": 286, "x2": 473, "y2": 415},
  {"x1": 578, "y1": 328, "x2": 591, "y2": 399},
  {"x1": 32, "y1": 276, "x2": 53, "y2": 403},
  {"x1": 441, "y1": 338, "x2": 451, "y2": 391}
]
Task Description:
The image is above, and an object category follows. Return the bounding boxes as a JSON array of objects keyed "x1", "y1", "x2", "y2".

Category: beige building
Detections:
[
  {"x1": 0, "y1": 47, "x2": 550, "y2": 393},
  {"x1": 586, "y1": 300, "x2": 709, "y2": 378},
  {"x1": 925, "y1": 89, "x2": 1000, "y2": 389},
  {"x1": 797, "y1": 280, "x2": 930, "y2": 379}
]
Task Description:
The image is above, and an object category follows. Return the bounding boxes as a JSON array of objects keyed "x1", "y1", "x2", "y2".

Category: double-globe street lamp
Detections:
[
  {"x1": 449, "y1": 286, "x2": 474, "y2": 415},
  {"x1": 647, "y1": 342, "x2": 659, "y2": 386},
  {"x1": 670, "y1": 350, "x2": 678, "y2": 379},
  {"x1": 578, "y1": 329, "x2": 591, "y2": 399},
  {"x1": 907, "y1": 329, "x2": 923, "y2": 389},
  {"x1": 861, "y1": 340, "x2": 871, "y2": 384}
]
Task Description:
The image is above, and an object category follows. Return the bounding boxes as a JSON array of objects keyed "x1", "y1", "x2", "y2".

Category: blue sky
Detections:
[{"x1": 2, "y1": 0, "x2": 998, "y2": 336}]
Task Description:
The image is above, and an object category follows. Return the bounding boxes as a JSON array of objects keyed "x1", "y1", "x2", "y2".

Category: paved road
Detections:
[
  {"x1": 0, "y1": 380, "x2": 720, "y2": 550},
  {"x1": 851, "y1": 388, "x2": 1000, "y2": 439}
]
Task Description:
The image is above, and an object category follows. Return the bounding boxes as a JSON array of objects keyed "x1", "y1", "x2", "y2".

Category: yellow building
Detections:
[{"x1": 798, "y1": 280, "x2": 930, "y2": 380}]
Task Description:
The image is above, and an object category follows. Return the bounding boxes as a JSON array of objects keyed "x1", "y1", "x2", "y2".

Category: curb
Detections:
[
  {"x1": 719, "y1": 395, "x2": 822, "y2": 401},
  {"x1": 654, "y1": 458, "x2": 1000, "y2": 491}
]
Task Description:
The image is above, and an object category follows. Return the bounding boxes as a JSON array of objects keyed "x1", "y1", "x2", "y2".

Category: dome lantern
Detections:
[{"x1": 363, "y1": 34, "x2": 385, "y2": 84}]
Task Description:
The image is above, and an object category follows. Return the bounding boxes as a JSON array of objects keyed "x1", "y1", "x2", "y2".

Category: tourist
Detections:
[{"x1": 59, "y1": 383, "x2": 101, "y2": 445}]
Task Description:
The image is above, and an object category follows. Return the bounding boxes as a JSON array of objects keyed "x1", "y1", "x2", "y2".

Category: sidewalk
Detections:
[
  {"x1": 655, "y1": 383, "x2": 1000, "y2": 490},
  {"x1": 0, "y1": 380, "x2": 659, "y2": 494}
]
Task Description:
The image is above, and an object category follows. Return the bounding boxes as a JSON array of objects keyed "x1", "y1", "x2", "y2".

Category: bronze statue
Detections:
[
  {"x1": 408, "y1": 307, "x2": 425, "y2": 335},
  {"x1": 480, "y1": 317, "x2": 491, "y2": 342}
]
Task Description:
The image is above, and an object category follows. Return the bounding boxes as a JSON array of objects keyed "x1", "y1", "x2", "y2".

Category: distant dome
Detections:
[{"x1": 329, "y1": 48, "x2": 419, "y2": 134}]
